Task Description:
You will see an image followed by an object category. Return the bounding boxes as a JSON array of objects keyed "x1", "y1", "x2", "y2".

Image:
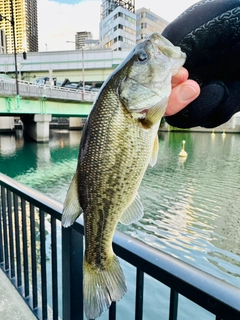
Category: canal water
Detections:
[{"x1": 0, "y1": 129, "x2": 240, "y2": 320}]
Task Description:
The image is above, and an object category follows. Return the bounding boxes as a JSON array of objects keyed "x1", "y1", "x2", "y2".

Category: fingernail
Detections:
[{"x1": 179, "y1": 86, "x2": 198, "y2": 101}]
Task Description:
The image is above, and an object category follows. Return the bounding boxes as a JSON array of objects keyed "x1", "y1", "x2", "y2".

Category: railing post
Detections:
[
  {"x1": 7, "y1": 190, "x2": 15, "y2": 278},
  {"x1": 1, "y1": 186, "x2": 9, "y2": 272},
  {"x1": 21, "y1": 199, "x2": 29, "y2": 298},
  {"x1": 135, "y1": 268, "x2": 144, "y2": 320},
  {"x1": 13, "y1": 194, "x2": 22, "y2": 287},
  {"x1": 62, "y1": 226, "x2": 84, "y2": 320},
  {"x1": 169, "y1": 289, "x2": 178, "y2": 320},
  {"x1": 0, "y1": 186, "x2": 4, "y2": 264}
]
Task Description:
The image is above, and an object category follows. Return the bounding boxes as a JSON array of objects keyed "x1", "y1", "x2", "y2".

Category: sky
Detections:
[{"x1": 38, "y1": 0, "x2": 199, "y2": 52}]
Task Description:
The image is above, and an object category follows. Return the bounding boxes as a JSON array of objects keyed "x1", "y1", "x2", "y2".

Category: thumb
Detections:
[{"x1": 165, "y1": 80, "x2": 200, "y2": 116}]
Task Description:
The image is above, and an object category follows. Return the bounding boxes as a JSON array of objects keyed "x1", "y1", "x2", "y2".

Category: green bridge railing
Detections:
[{"x1": 0, "y1": 79, "x2": 96, "y2": 116}]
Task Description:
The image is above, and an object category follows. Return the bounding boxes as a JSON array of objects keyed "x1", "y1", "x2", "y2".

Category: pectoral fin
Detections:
[
  {"x1": 120, "y1": 193, "x2": 144, "y2": 225},
  {"x1": 62, "y1": 172, "x2": 82, "y2": 227},
  {"x1": 149, "y1": 134, "x2": 159, "y2": 167},
  {"x1": 144, "y1": 97, "x2": 168, "y2": 126}
]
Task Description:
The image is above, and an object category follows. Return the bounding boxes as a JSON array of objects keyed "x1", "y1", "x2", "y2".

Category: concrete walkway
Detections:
[{"x1": 0, "y1": 268, "x2": 36, "y2": 320}]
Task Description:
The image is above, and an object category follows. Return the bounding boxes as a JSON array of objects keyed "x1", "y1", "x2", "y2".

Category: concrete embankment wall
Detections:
[{"x1": 160, "y1": 112, "x2": 240, "y2": 133}]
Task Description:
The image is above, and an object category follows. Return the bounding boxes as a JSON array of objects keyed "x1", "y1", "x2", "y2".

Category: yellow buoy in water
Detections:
[{"x1": 179, "y1": 140, "x2": 188, "y2": 157}]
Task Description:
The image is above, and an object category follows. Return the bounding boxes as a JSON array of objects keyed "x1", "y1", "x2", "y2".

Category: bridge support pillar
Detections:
[
  {"x1": 24, "y1": 114, "x2": 52, "y2": 142},
  {"x1": 0, "y1": 117, "x2": 15, "y2": 132},
  {"x1": 69, "y1": 117, "x2": 83, "y2": 129}
]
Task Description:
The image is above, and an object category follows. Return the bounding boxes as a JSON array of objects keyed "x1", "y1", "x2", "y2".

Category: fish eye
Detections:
[{"x1": 137, "y1": 50, "x2": 148, "y2": 62}]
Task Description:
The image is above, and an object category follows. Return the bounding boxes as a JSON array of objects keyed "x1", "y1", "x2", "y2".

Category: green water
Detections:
[{"x1": 1, "y1": 129, "x2": 240, "y2": 319}]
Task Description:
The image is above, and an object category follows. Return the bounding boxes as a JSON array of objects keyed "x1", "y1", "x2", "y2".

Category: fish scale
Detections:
[{"x1": 62, "y1": 32, "x2": 186, "y2": 319}]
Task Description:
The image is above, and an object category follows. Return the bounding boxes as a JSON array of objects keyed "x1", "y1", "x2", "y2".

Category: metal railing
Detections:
[
  {"x1": 0, "y1": 79, "x2": 98, "y2": 102},
  {"x1": 0, "y1": 172, "x2": 240, "y2": 320}
]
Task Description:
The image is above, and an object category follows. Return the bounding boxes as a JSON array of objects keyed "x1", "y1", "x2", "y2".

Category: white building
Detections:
[
  {"x1": 75, "y1": 31, "x2": 93, "y2": 49},
  {"x1": 100, "y1": 0, "x2": 136, "y2": 51},
  {"x1": 136, "y1": 7, "x2": 168, "y2": 43},
  {"x1": 99, "y1": 2, "x2": 169, "y2": 51}
]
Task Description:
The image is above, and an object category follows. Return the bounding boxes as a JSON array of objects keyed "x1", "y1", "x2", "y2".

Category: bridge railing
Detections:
[
  {"x1": 0, "y1": 172, "x2": 240, "y2": 320},
  {"x1": 0, "y1": 79, "x2": 98, "y2": 102}
]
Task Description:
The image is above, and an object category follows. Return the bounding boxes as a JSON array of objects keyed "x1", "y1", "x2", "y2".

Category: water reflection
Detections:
[
  {"x1": 1, "y1": 130, "x2": 240, "y2": 289},
  {"x1": 0, "y1": 133, "x2": 24, "y2": 156},
  {"x1": 120, "y1": 132, "x2": 240, "y2": 287}
]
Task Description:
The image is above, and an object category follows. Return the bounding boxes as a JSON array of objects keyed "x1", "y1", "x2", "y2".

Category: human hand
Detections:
[
  {"x1": 163, "y1": 0, "x2": 240, "y2": 128},
  {"x1": 166, "y1": 67, "x2": 200, "y2": 116}
]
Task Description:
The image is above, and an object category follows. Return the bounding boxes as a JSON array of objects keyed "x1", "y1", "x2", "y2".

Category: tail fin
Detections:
[{"x1": 83, "y1": 254, "x2": 127, "y2": 319}]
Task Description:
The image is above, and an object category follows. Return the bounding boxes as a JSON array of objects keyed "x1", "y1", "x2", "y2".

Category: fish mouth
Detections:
[{"x1": 148, "y1": 32, "x2": 186, "y2": 61}]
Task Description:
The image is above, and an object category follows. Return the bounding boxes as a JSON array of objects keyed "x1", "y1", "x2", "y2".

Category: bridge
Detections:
[
  {"x1": 0, "y1": 78, "x2": 97, "y2": 141},
  {"x1": 0, "y1": 78, "x2": 97, "y2": 115},
  {"x1": 0, "y1": 47, "x2": 131, "y2": 141}
]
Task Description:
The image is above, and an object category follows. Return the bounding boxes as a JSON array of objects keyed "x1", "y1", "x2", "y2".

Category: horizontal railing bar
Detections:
[
  {"x1": 0, "y1": 80, "x2": 98, "y2": 102},
  {"x1": 112, "y1": 232, "x2": 240, "y2": 320},
  {"x1": 0, "y1": 173, "x2": 62, "y2": 221},
  {"x1": 1, "y1": 173, "x2": 240, "y2": 320}
]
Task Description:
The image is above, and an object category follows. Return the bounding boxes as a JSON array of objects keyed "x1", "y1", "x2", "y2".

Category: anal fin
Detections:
[{"x1": 120, "y1": 193, "x2": 144, "y2": 225}]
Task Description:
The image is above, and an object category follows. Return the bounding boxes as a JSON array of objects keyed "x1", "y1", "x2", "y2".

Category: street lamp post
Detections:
[
  {"x1": 66, "y1": 41, "x2": 85, "y2": 100},
  {"x1": 0, "y1": 0, "x2": 20, "y2": 107},
  {"x1": 81, "y1": 47, "x2": 85, "y2": 100}
]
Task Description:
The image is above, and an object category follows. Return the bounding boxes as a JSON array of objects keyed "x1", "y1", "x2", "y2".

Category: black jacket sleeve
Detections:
[{"x1": 162, "y1": 0, "x2": 240, "y2": 128}]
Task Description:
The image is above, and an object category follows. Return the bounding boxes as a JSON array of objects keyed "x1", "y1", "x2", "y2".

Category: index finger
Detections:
[{"x1": 172, "y1": 67, "x2": 189, "y2": 88}]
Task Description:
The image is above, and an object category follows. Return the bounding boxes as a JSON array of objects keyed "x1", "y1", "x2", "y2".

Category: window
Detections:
[
  {"x1": 141, "y1": 34, "x2": 147, "y2": 40},
  {"x1": 124, "y1": 25, "x2": 136, "y2": 35},
  {"x1": 125, "y1": 14, "x2": 136, "y2": 24}
]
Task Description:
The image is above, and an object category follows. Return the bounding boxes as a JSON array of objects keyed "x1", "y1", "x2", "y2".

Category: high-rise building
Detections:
[
  {"x1": 75, "y1": 31, "x2": 93, "y2": 49},
  {"x1": 100, "y1": 0, "x2": 136, "y2": 51},
  {"x1": 99, "y1": 2, "x2": 168, "y2": 51},
  {"x1": 136, "y1": 8, "x2": 168, "y2": 43},
  {"x1": 0, "y1": 0, "x2": 38, "y2": 54},
  {"x1": 0, "y1": 29, "x2": 7, "y2": 53}
]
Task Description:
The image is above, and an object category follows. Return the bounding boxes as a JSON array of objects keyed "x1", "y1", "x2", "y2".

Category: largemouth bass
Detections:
[{"x1": 62, "y1": 32, "x2": 186, "y2": 319}]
